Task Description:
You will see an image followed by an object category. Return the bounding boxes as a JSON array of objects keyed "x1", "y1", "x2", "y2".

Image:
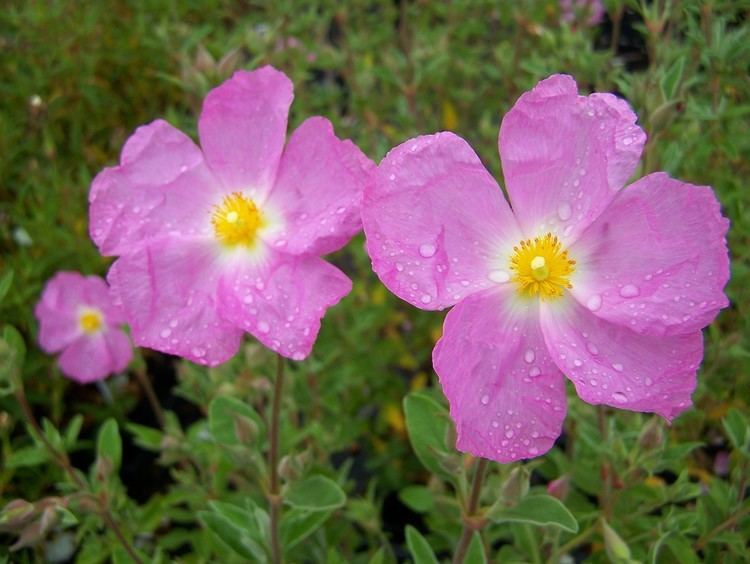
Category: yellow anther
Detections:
[
  {"x1": 212, "y1": 192, "x2": 265, "y2": 248},
  {"x1": 510, "y1": 233, "x2": 576, "y2": 300},
  {"x1": 79, "y1": 309, "x2": 104, "y2": 334}
]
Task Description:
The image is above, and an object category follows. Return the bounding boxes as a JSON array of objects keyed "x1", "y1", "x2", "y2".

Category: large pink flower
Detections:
[
  {"x1": 362, "y1": 75, "x2": 729, "y2": 463},
  {"x1": 34, "y1": 272, "x2": 132, "y2": 384},
  {"x1": 89, "y1": 66, "x2": 373, "y2": 365}
]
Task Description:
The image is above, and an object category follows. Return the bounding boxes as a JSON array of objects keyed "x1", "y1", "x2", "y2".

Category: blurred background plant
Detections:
[{"x1": 1, "y1": 0, "x2": 749, "y2": 562}]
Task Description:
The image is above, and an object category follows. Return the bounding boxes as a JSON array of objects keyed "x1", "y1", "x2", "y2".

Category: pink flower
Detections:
[
  {"x1": 89, "y1": 66, "x2": 373, "y2": 366},
  {"x1": 560, "y1": 0, "x2": 605, "y2": 27},
  {"x1": 34, "y1": 272, "x2": 132, "y2": 383},
  {"x1": 362, "y1": 75, "x2": 729, "y2": 463}
]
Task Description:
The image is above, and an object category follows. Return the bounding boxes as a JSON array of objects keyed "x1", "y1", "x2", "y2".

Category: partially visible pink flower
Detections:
[
  {"x1": 89, "y1": 66, "x2": 373, "y2": 366},
  {"x1": 34, "y1": 272, "x2": 132, "y2": 383},
  {"x1": 560, "y1": 0, "x2": 605, "y2": 27},
  {"x1": 362, "y1": 74, "x2": 729, "y2": 463}
]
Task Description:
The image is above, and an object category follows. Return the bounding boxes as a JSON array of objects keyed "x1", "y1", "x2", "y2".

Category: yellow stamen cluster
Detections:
[
  {"x1": 79, "y1": 309, "x2": 104, "y2": 334},
  {"x1": 212, "y1": 192, "x2": 265, "y2": 248},
  {"x1": 510, "y1": 233, "x2": 576, "y2": 299}
]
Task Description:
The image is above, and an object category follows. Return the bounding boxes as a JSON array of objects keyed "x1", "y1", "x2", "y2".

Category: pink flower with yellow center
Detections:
[
  {"x1": 34, "y1": 272, "x2": 132, "y2": 383},
  {"x1": 362, "y1": 75, "x2": 730, "y2": 463},
  {"x1": 89, "y1": 66, "x2": 373, "y2": 365}
]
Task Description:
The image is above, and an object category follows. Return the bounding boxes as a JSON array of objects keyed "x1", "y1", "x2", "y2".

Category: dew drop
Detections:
[
  {"x1": 257, "y1": 321, "x2": 270, "y2": 334},
  {"x1": 420, "y1": 294, "x2": 433, "y2": 304},
  {"x1": 243, "y1": 295, "x2": 253, "y2": 305},
  {"x1": 505, "y1": 429, "x2": 514, "y2": 439},
  {"x1": 612, "y1": 363, "x2": 624, "y2": 372},
  {"x1": 586, "y1": 342, "x2": 599, "y2": 355},
  {"x1": 619, "y1": 284, "x2": 640, "y2": 298},
  {"x1": 528, "y1": 367, "x2": 541, "y2": 378},
  {"x1": 419, "y1": 243, "x2": 436, "y2": 258},
  {"x1": 160, "y1": 329, "x2": 171, "y2": 338},
  {"x1": 557, "y1": 202, "x2": 572, "y2": 221},
  {"x1": 488, "y1": 270, "x2": 510, "y2": 283},
  {"x1": 480, "y1": 394, "x2": 490, "y2": 405},
  {"x1": 191, "y1": 347, "x2": 206, "y2": 358},
  {"x1": 612, "y1": 391, "x2": 628, "y2": 403},
  {"x1": 586, "y1": 294, "x2": 602, "y2": 312},
  {"x1": 524, "y1": 349, "x2": 535, "y2": 364}
]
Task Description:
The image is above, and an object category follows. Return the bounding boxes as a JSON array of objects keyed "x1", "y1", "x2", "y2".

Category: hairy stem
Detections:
[
  {"x1": 268, "y1": 354, "x2": 285, "y2": 564},
  {"x1": 452, "y1": 457, "x2": 489, "y2": 564},
  {"x1": 134, "y1": 367, "x2": 166, "y2": 429}
]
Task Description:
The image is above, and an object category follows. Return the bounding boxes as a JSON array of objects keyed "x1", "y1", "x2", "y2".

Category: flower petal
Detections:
[
  {"x1": 363, "y1": 132, "x2": 522, "y2": 311},
  {"x1": 89, "y1": 120, "x2": 220, "y2": 256},
  {"x1": 540, "y1": 299, "x2": 702, "y2": 421},
  {"x1": 198, "y1": 66, "x2": 293, "y2": 196},
  {"x1": 264, "y1": 117, "x2": 374, "y2": 255},
  {"x1": 217, "y1": 254, "x2": 352, "y2": 360},
  {"x1": 58, "y1": 330, "x2": 131, "y2": 384},
  {"x1": 570, "y1": 173, "x2": 730, "y2": 336},
  {"x1": 433, "y1": 288, "x2": 567, "y2": 462},
  {"x1": 499, "y1": 74, "x2": 646, "y2": 242},
  {"x1": 108, "y1": 237, "x2": 242, "y2": 366}
]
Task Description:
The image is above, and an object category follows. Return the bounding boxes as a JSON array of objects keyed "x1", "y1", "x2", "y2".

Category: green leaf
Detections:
[
  {"x1": 399, "y1": 486, "x2": 435, "y2": 513},
  {"x1": 602, "y1": 519, "x2": 632, "y2": 563},
  {"x1": 722, "y1": 408, "x2": 749, "y2": 452},
  {"x1": 0, "y1": 269, "x2": 13, "y2": 305},
  {"x1": 125, "y1": 422, "x2": 164, "y2": 451},
  {"x1": 0, "y1": 325, "x2": 25, "y2": 396},
  {"x1": 284, "y1": 475, "x2": 346, "y2": 511},
  {"x1": 368, "y1": 548, "x2": 386, "y2": 564},
  {"x1": 488, "y1": 494, "x2": 578, "y2": 533},
  {"x1": 199, "y1": 510, "x2": 266, "y2": 562},
  {"x1": 97, "y1": 418, "x2": 122, "y2": 471},
  {"x1": 660, "y1": 55, "x2": 686, "y2": 100},
  {"x1": 5, "y1": 445, "x2": 49, "y2": 468},
  {"x1": 64, "y1": 414, "x2": 84, "y2": 449},
  {"x1": 405, "y1": 525, "x2": 439, "y2": 564},
  {"x1": 208, "y1": 395, "x2": 264, "y2": 446},
  {"x1": 403, "y1": 391, "x2": 457, "y2": 480},
  {"x1": 280, "y1": 507, "x2": 332, "y2": 550},
  {"x1": 464, "y1": 532, "x2": 487, "y2": 564}
]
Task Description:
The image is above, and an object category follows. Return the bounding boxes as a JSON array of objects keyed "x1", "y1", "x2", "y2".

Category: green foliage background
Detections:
[{"x1": 1, "y1": 0, "x2": 749, "y2": 562}]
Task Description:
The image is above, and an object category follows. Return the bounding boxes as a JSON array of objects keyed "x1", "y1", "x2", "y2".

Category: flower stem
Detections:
[
  {"x1": 452, "y1": 457, "x2": 489, "y2": 564},
  {"x1": 14, "y1": 385, "x2": 142, "y2": 563},
  {"x1": 268, "y1": 354, "x2": 285, "y2": 564},
  {"x1": 133, "y1": 367, "x2": 166, "y2": 429}
]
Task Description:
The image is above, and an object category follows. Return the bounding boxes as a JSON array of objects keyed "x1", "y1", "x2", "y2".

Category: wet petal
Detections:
[
  {"x1": 264, "y1": 117, "x2": 374, "y2": 255},
  {"x1": 433, "y1": 288, "x2": 567, "y2": 462},
  {"x1": 58, "y1": 330, "x2": 131, "y2": 384},
  {"x1": 570, "y1": 172, "x2": 730, "y2": 336},
  {"x1": 198, "y1": 66, "x2": 293, "y2": 197},
  {"x1": 363, "y1": 132, "x2": 522, "y2": 311},
  {"x1": 499, "y1": 74, "x2": 646, "y2": 242},
  {"x1": 108, "y1": 237, "x2": 243, "y2": 366},
  {"x1": 541, "y1": 299, "x2": 703, "y2": 421},
  {"x1": 89, "y1": 120, "x2": 221, "y2": 256},
  {"x1": 218, "y1": 253, "x2": 352, "y2": 360}
]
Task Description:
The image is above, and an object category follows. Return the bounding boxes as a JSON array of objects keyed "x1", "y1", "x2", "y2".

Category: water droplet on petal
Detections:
[
  {"x1": 420, "y1": 294, "x2": 432, "y2": 304},
  {"x1": 612, "y1": 363, "x2": 624, "y2": 372},
  {"x1": 480, "y1": 394, "x2": 490, "y2": 405},
  {"x1": 488, "y1": 270, "x2": 510, "y2": 283},
  {"x1": 419, "y1": 243, "x2": 436, "y2": 258},
  {"x1": 619, "y1": 284, "x2": 640, "y2": 298},
  {"x1": 586, "y1": 342, "x2": 599, "y2": 355},
  {"x1": 612, "y1": 391, "x2": 627, "y2": 403},
  {"x1": 557, "y1": 202, "x2": 572, "y2": 221},
  {"x1": 160, "y1": 329, "x2": 171, "y2": 338},
  {"x1": 586, "y1": 294, "x2": 602, "y2": 311},
  {"x1": 505, "y1": 429, "x2": 514, "y2": 439},
  {"x1": 524, "y1": 349, "x2": 535, "y2": 364},
  {"x1": 257, "y1": 321, "x2": 270, "y2": 334}
]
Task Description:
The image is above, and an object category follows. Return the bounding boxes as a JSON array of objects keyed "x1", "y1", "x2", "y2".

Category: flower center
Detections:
[
  {"x1": 78, "y1": 308, "x2": 104, "y2": 334},
  {"x1": 510, "y1": 233, "x2": 576, "y2": 299},
  {"x1": 212, "y1": 192, "x2": 265, "y2": 248}
]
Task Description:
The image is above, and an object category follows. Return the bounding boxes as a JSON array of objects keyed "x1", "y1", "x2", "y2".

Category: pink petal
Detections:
[
  {"x1": 363, "y1": 133, "x2": 522, "y2": 311},
  {"x1": 499, "y1": 74, "x2": 646, "y2": 242},
  {"x1": 570, "y1": 173, "x2": 730, "y2": 336},
  {"x1": 217, "y1": 253, "x2": 352, "y2": 360},
  {"x1": 264, "y1": 117, "x2": 374, "y2": 255},
  {"x1": 35, "y1": 272, "x2": 117, "y2": 353},
  {"x1": 89, "y1": 120, "x2": 220, "y2": 256},
  {"x1": 540, "y1": 299, "x2": 703, "y2": 421},
  {"x1": 433, "y1": 288, "x2": 567, "y2": 462},
  {"x1": 58, "y1": 329, "x2": 132, "y2": 384},
  {"x1": 198, "y1": 66, "x2": 293, "y2": 196},
  {"x1": 108, "y1": 238, "x2": 243, "y2": 366}
]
